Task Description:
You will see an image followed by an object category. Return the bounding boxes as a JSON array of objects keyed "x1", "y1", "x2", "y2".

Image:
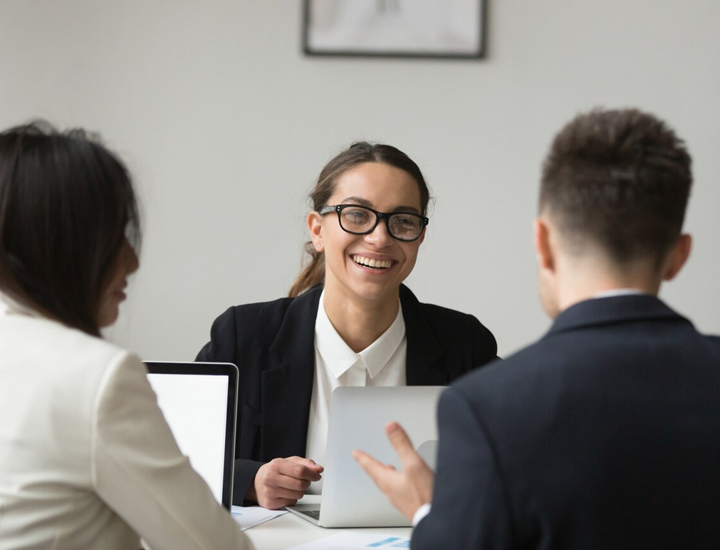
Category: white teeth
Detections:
[{"x1": 353, "y1": 255, "x2": 392, "y2": 269}]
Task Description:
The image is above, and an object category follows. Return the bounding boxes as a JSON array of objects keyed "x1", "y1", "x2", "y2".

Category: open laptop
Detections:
[
  {"x1": 144, "y1": 361, "x2": 238, "y2": 510},
  {"x1": 287, "y1": 386, "x2": 444, "y2": 528}
]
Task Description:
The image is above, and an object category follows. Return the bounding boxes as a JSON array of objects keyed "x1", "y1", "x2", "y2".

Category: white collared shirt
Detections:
[
  {"x1": 593, "y1": 288, "x2": 647, "y2": 299},
  {"x1": 305, "y1": 291, "x2": 407, "y2": 493}
]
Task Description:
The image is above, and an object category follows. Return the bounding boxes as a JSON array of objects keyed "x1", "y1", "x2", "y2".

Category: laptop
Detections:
[
  {"x1": 145, "y1": 361, "x2": 238, "y2": 510},
  {"x1": 287, "y1": 386, "x2": 444, "y2": 528}
]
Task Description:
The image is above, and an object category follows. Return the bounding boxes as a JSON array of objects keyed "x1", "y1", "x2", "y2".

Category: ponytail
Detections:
[{"x1": 288, "y1": 242, "x2": 325, "y2": 297}]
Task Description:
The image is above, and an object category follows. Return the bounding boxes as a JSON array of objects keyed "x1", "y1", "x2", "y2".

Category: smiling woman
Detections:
[{"x1": 197, "y1": 141, "x2": 500, "y2": 510}]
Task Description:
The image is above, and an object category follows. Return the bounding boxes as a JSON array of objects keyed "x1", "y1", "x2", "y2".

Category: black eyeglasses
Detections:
[{"x1": 319, "y1": 204, "x2": 429, "y2": 242}]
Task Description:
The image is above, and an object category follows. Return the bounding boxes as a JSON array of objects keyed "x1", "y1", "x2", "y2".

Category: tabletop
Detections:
[{"x1": 243, "y1": 496, "x2": 412, "y2": 550}]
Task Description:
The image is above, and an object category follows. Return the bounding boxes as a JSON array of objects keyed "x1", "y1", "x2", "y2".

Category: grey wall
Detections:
[{"x1": 2, "y1": 1, "x2": 719, "y2": 359}]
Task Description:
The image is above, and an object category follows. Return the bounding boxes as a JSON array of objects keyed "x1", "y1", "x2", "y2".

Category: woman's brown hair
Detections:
[
  {"x1": 0, "y1": 121, "x2": 141, "y2": 336},
  {"x1": 288, "y1": 142, "x2": 430, "y2": 298}
]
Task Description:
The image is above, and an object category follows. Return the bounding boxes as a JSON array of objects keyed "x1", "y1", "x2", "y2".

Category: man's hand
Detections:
[
  {"x1": 247, "y1": 456, "x2": 324, "y2": 509},
  {"x1": 353, "y1": 421, "x2": 434, "y2": 521}
]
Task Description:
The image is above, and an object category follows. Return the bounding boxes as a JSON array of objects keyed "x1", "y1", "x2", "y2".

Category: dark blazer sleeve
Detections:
[
  {"x1": 412, "y1": 387, "x2": 514, "y2": 549},
  {"x1": 196, "y1": 307, "x2": 264, "y2": 505}
]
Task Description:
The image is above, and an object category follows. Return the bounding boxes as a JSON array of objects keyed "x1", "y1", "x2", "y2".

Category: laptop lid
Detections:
[
  {"x1": 289, "y1": 386, "x2": 444, "y2": 528},
  {"x1": 144, "y1": 361, "x2": 238, "y2": 510}
]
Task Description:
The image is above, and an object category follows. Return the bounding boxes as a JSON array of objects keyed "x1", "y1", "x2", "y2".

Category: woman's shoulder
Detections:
[
  {"x1": 2, "y1": 310, "x2": 129, "y2": 368},
  {"x1": 400, "y1": 285, "x2": 497, "y2": 352},
  {"x1": 210, "y1": 296, "x2": 297, "y2": 339},
  {"x1": 204, "y1": 285, "x2": 323, "y2": 349},
  {"x1": 228, "y1": 295, "x2": 296, "y2": 322},
  {"x1": 400, "y1": 285, "x2": 483, "y2": 326},
  {"x1": 217, "y1": 286, "x2": 322, "y2": 327},
  {"x1": 0, "y1": 312, "x2": 140, "y2": 426}
]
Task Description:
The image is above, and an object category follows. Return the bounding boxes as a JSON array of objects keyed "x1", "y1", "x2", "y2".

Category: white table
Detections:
[{"x1": 243, "y1": 496, "x2": 411, "y2": 550}]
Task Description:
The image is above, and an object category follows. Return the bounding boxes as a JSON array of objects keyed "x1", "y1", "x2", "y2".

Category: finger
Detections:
[
  {"x1": 352, "y1": 449, "x2": 397, "y2": 488},
  {"x1": 280, "y1": 460, "x2": 323, "y2": 481},
  {"x1": 258, "y1": 461, "x2": 312, "y2": 490},
  {"x1": 270, "y1": 473, "x2": 313, "y2": 493},
  {"x1": 385, "y1": 422, "x2": 420, "y2": 465},
  {"x1": 263, "y1": 496, "x2": 299, "y2": 510},
  {"x1": 287, "y1": 456, "x2": 325, "y2": 473},
  {"x1": 262, "y1": 482, "x2": 306, "y2": 501}
]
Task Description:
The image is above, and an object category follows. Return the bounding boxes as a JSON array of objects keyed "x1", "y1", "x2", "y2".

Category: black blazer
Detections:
[
  {"x1": 196, "y1": 284, "x2": 498, "y2": 505},
  {"x1": 413, "y1": 295, "x2": 720, "y2": 550}
]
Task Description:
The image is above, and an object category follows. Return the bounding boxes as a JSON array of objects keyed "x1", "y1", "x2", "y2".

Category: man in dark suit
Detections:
[{"x1": 355, "y1": 108, "x2": 720, "y2": 549}]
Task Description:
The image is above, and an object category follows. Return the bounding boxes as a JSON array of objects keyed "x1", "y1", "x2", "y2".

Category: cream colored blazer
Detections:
[{"x1": 0, "y1": 296, "x2": 253, "y2": 550}]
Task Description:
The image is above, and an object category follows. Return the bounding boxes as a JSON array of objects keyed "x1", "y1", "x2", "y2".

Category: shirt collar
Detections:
[
  {"x1": 314, "y1": 290, "x2": 406, "y2": 380},
  {"x1": 593, "y1": 288, "x2": 647, "y2": 299}
]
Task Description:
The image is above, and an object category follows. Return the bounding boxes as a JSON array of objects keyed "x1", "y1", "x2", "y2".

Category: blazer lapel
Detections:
[
  {"x1": 261, "y1": 286, "x2": 322, "y2": 460},
  {"x1": 401, "y1": 285, "x2": 448, "y2": 386}
]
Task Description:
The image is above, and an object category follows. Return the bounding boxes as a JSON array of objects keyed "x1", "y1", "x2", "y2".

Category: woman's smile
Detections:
[{"x1": 351, "y1": 254, "x2": 397, "y2": 271}]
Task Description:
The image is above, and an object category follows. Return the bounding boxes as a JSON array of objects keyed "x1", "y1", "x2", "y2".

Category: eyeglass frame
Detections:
[{"x1": 318, "y1": 204, "x2": 429, "y2": 242}]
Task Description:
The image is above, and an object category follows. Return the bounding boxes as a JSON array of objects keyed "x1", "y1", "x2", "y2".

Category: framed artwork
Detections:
[{"x1": 303, "y1": 0, "x2": 486, "y2": 59}]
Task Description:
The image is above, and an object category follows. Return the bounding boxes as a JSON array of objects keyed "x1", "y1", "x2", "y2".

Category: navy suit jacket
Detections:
[
  {"x1": 413, "y1": 295, "x2": 720, "y2": 549},
  {"x1": 196, "y1": 284, "x2": 498, "y2": 504}
]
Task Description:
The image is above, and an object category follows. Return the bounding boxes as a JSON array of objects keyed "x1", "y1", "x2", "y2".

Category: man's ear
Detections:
[
  {"x1": 308, "y1": 211, "x2": 324, "y2": 252},
  {"x1": 662, "y1": 234, "x2": 692, "y2": 281},
  {"x1": 534, "y1": 217, "x2": 555, "y2": 272}
]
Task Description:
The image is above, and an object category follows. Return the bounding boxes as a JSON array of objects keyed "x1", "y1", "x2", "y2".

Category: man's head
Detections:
[{"x1": 535, "y1": 108, "x2": 693, "y2": 317}]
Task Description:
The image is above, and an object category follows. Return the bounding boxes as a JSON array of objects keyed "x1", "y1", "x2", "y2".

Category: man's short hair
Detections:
[{"x1": 540, "y1": 108, "x2": 692, "y2": 265}]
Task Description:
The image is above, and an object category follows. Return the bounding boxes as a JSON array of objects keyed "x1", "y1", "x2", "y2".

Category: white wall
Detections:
[{"x1": 1, "y1": 1, "x2": 719, "y2": 359}]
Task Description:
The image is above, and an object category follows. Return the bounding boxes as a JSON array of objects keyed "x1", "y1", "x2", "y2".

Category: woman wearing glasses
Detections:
[{"x1": 197, "y1": 142, "x2": 498, "y2": 509}]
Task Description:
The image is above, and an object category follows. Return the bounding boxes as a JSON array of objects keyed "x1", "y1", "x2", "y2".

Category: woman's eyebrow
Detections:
[
  {"x1": 392, "y1": 205, "x2": 421, "y2": 214},
  {"x1": 341, "y1": 196, "x2": 372, "y2": 207},
  {"x1": 341, "y1": 197, "x2": 420, "y2": 213}
]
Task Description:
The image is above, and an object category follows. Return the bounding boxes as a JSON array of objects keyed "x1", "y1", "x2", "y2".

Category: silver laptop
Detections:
[
  {"x1": 145, "y1": 361, "x2": 238, "y2": 510},
  {"x1": 287, "y1": 386, "x2": 444, "y2": 528}
]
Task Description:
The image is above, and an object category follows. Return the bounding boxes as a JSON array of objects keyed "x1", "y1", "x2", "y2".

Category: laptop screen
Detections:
[{"x1": 145, "y1": 362, "x2": 238, "y2": 509}]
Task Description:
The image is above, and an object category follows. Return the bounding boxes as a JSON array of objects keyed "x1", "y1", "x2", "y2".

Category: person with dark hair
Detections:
[
  {"x1": 197, "y1": 142, "x2": 498, "y2": 508},
  {"x1": 355, "y1": 108, "x2": 720, "y2": 549},
  {"x1": 0, "y1": 122, "x2": 253, "y2": 550}
]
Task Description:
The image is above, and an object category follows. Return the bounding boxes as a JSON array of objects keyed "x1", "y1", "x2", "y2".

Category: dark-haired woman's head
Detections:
[
  {"x1": 289, "y1": 142, "x2": 431, "y2": 298},
  {"x1": 0, "y1": 121, "x2": 141, "y2": 336}
]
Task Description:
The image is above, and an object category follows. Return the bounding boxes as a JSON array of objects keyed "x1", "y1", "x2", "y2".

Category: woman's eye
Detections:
[
  {"x1": 392, "y1": 216, "x2": 418, "y2": 228},
  {"x1": 344, "y1": 209, "x2": 370, "y2": 224}
]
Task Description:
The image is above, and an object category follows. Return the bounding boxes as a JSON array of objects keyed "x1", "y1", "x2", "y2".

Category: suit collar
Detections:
[{"x1": 547, "y1": 294, "x2": 692, "y2": 338}]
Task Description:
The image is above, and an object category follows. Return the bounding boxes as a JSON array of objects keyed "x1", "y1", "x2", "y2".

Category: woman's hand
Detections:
[{"x1": 247, "y1": 457, "x2": 324, "y2": 509}]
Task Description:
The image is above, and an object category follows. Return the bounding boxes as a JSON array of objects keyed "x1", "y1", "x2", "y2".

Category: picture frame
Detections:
[{"x1": 303, "y1": 0, "x2": 486, "y2": 60}]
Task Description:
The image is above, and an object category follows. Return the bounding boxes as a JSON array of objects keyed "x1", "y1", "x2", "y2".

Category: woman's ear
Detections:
[{"x1": 308, "y1": 211, "x2": 324, "y2": 252}]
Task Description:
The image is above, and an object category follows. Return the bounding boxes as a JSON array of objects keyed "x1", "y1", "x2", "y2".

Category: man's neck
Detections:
[{"x1": 554, "y1": 258, "x2": 662, "y2": 314}]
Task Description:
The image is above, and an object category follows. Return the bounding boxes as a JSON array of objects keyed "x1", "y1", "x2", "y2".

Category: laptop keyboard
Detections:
[{"x1": 299, "y1": 509, "x2": 321, "y2": 520}]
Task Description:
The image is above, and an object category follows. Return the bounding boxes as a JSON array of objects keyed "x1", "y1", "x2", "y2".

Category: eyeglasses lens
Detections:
[
  {"x1": 340, "y1": 207, "x2": 375, "y2": 232},
  {"x1": 388, "y1": 214, "x2": 423, "y2": 240},
  {"x1": 339, "y1": 207, "x2": 422, "y2": 241}
]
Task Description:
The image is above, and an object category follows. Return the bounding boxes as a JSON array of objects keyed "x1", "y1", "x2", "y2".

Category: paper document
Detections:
[
  {"x1": 230, "y1": 505, "x2": 287, "y2": 531},
  {"x1": 284, "y1": 532, "x2": 411, "y2": 549}
]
